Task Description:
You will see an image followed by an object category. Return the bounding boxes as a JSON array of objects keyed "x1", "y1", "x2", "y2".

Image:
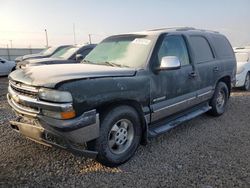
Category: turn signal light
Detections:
[{"x1": 61, "y1": 111, "x2": 76, "y2": 119}]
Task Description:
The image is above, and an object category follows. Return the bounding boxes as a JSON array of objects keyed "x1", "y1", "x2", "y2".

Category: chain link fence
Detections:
[{"x1": 0, "y1": 48, "x2": 44, "y2": 61}]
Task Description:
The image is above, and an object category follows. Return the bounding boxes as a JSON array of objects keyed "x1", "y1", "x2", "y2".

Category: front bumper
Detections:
[
  {"x1": 7, "y1": 82, "x2": 100, "y2": 158},
  {"x1": 9, "y1": 110, "x2": 100, "y2": 158}
]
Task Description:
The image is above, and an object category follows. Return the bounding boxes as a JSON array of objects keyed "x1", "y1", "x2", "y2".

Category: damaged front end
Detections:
[{"x1": 7, "y1": 80, "x2": 100, "y2": 158}]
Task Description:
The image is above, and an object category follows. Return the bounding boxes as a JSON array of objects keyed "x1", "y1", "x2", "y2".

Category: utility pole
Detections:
[
  {"x1": 6, "y1": 44, "x2": 10, "y2": 60},
  {"x1": 45, "y1": 29, "x2": 49, "y2": 47},
  {"x1": 9, "y1": 40, "x2": 12, "y2": 48},
  {"x1": 88, "y1": 34, "x2": 92, "y2": 44},
  {"x1": 73, "y1": 23, "x2": 76, "y2": 45}
]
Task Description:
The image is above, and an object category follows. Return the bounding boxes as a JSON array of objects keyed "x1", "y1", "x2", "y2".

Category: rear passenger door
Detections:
[{"x1": 188, "y1": 35, "x2": 217, "y2": 97}]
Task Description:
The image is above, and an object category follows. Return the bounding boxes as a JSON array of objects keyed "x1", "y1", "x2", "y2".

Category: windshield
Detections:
[
  {"x1": 40, "y1": 46, "x2": 58, "y2": 55},
  {"x1": 51, "y1": 46, "x2": 79, "y2": 59},
  {"x1": 83, "y1": 35, "x2": 153, "y2": 68},
  {"x1": 235, "y1": 52, "x2": 249, "y2": 62}
]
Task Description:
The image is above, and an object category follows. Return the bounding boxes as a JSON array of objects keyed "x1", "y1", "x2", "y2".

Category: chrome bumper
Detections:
[
  {"x1": 7, "y1": 85, "x2": 73, "y2": 117},
  {"x1": 9, "y1": 116, "x2": 99, "y2": 158}
]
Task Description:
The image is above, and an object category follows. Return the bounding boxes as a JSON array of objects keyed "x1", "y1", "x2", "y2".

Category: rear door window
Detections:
[{"x1": 190, "y1": 36, "x2": 214, "y2": 63}]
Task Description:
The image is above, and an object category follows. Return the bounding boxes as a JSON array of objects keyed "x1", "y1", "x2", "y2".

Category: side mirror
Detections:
[
  {"x1": 157, "y1": 56, "x2": 181, "y2": 71},
  {"x1": 76, "y1": 54, "x2": 83, "y2": 61},
  {"x1": 0, "y1": 60, "x2": 5, "y2": 63}
]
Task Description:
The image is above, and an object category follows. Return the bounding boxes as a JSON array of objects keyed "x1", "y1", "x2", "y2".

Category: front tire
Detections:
[
  {"x1": 88, "y1": 105, "x2": 142, "y2": 167},
  {"x1": 243, "y1": 72, "x2": 250, "y2": 91},
  {"x1": 208, "y1": 82, "x2": 229, "y2": 116}
]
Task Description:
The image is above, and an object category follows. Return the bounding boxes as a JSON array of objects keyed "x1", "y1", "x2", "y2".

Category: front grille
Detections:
[
  {"x1": 8, "y1": 80, "x2": 40, "y2": 116},
  {"x1": 9, "y1": 80, "x2": 38, "y2": 98}
]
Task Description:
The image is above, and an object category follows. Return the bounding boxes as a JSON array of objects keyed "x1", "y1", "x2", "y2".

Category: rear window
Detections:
[
  {"x1": 190, "y1": 36, "x2": 214, "y2": 63},
  {"x1": 235, "y1": 52, "x2": 249, "y2": 62},
  {"x1": 212, "y1": 35, "x2": 234, "y2": 58}
]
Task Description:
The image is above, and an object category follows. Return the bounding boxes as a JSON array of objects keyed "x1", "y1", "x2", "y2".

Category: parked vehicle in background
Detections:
[
  {"x1": 234, "y1": 47, "x2": 250, "y2": 90},
  {"x1": 15, "y1": 45, "x2": 71, "y2": 63},
  {"x1": 7, "y1": 28, "x2": 236, "y2": 167},
  {"x1": 0, "y1": 57, "x2": 15, "y2": 76},
  {"x1": 16, "y1": 44, "x2": 96, "y2": 69}
]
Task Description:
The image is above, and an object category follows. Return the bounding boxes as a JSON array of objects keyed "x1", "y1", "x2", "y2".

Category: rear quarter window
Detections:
[
  {"x1": 190, "y1": 36, "x2": 214, "y2": 63},
  {"x1": 212, "y1": 35, "x2": 234, "y2": 58}
]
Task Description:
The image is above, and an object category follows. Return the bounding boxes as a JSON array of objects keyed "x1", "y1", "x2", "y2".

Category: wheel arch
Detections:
[
  {"x1": 216, "y1": 75, "x2": 231, "y2": 97},
  {"x1": 96, "y1": 100, "x2": 149, "y2": 145}
]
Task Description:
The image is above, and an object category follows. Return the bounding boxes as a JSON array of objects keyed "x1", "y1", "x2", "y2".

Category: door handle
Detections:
[
  {"x1": 189, "y1": 71, "x2": 197, "y2": 78},
  {"x1": 213, "y1": 66, "x2": 219, "y2": 72}
]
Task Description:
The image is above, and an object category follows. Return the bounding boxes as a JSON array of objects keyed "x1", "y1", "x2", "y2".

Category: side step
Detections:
[{"x1": 148, "y1": 103, "x2": 211, "y2": 138}]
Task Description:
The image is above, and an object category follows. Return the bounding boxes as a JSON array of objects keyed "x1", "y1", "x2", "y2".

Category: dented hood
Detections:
[{"x1": 9, "y1": 64, "x2": 136, "y2": 88}]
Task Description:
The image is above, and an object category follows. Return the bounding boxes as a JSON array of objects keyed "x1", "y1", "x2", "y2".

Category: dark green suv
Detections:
[{"x1": 7, "y1": 27, "x2": 236, "y2": 167}]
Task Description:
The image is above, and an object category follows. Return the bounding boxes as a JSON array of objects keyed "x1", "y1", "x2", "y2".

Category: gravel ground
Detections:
[{"x1": 0, "y1": 76, "x2": 249, "y2": 187}]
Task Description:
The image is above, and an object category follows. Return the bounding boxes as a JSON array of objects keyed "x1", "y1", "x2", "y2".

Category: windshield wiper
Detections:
[
  {"x1": 82, "y1": 60, "x2": 130, "y2": 68},
  {"x1": 101, "y1": 61, "x2": 129, "y2": 68},
  {"x1": 81, "y1": 59, "x2": 94, "y2": 64}
]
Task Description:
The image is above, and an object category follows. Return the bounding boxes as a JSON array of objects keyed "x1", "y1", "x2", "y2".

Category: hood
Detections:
[
  {"x1": 17, "y1": 58, "x2": 72, "y2": 70},
  {"x1": 9, "y1": 64, "x2": 136, "y2": 88},
  {"x1": 25, "y1": 57, "x2": 68, "y2": 65},
  {"x1": 22, "y1": 53, "x2": 44, "y2": 61}
]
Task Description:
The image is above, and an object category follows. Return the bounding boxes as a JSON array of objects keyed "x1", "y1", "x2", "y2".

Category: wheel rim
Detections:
[
  {"x1": 108, "y1": 119, "x2": 134, "y2": 155},
  {"x1": 216, "y1": 89, "x2": 225, "y2": 109},
  {"x1": 245, "y1": 74, "x2": 250, "y2": 90}
]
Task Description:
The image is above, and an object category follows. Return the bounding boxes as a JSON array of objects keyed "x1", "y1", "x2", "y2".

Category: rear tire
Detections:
[
  {"x1": 242, "y1": 72, "x2": 250, "y2": 91},
  {"x1": 87, "y1": 105, "x2": 142, "y2": 167},
  {"x1": 208, "y1": 82, "x2": 229, "y2": 116}
]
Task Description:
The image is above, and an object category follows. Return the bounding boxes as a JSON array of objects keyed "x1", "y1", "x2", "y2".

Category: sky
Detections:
[{"x1": 0, "y1": 0, "x2": 249, "y2": 48}]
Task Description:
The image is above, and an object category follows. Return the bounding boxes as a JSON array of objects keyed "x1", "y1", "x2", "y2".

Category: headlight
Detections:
[
  {"x1": 236, "y1": 66, "x2": 245, "y2": 74},
  {"x1": 38, "y1": 88, "x2": 73, "y2": 102},
  {"x1": 16, "y1": 62, "x2": 28, "y2": 69},
  {"x1": 20, "y1": 64, "x2": 28, "y2": 69}
]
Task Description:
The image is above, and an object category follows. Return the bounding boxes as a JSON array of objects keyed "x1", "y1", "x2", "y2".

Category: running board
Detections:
[{"x1": 148, "y1": 103, "x2": 211, "y2": 138}]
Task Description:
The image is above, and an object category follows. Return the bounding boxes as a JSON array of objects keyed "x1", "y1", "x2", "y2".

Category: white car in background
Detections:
[
  {"x1": 0, "y1": 57, "x2": 16, "y2": 76},
  {"x1": 234, "y1": 48, "x2": 250, "y2": 90}
]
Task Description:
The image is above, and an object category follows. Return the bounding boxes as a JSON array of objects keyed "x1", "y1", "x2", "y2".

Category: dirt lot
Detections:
[{"x1": 0, "y1": 76, "x2": 249, "y2": 187}]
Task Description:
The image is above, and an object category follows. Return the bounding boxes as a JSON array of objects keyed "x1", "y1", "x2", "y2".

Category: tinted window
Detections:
[
  {"x1": 190, "y1": 36, "x2": 214, "y2": 63},
  {"x1": 157, "y1": 35, "x2": 190, "y2": 66},
  {"x1": 212, "y1": 35, "x2": 234, "y2": 58}
]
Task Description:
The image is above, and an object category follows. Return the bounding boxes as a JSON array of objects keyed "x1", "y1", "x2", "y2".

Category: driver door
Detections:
[{"x1": 150, "y1": 34, "x2": 200, "y2": 122}]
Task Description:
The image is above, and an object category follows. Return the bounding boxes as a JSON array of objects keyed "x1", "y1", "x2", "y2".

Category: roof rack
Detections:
[
  {"x1": 197, "y1": 29, "x2": 220, "y2": 34},
  {"x1": 146, "y1": 27, "x2": 219, "y2": 33},
  {"x1": 175, "y1": 27, "x2": 196, "y2": 31},
  {"x1": 147, "y1": 27, "x2": 196, "y2": 32}
]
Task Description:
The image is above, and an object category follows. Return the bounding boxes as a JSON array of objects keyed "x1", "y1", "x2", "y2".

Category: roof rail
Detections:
[
  {"x1": 197, "y1": 29, "x2": 220, "y2": 34},
  {"x1": 147, "y1": 27, "x2": 196, "y2": 32},
  {"x1": 175, "y1": 27, "x2": 196, "y2": 31},
  {"x1": 146, "y1": 27, "x2": 219, "y2": 34},
  {"x1": 234, "y1": 46, "x2": 250, "y2": 50}
]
